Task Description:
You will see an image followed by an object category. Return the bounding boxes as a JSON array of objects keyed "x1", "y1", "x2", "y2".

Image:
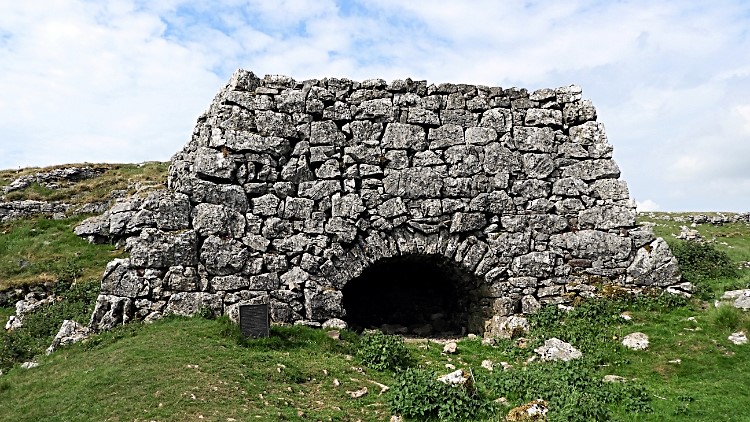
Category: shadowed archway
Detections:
[{"x1": 342, "y1": 254, "x2": 485, "y2": 336}]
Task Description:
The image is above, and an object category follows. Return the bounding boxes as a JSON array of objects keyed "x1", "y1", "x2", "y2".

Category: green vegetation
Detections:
[
  {"x1": 0, "y1": 280, "x2": 100, "y2": 370},
  {"x1": 0, "y1": 216, "x2": 123, "y2": 290},
  {"x1": 2, "y1": 291, "x2": 748, "y2": 421},
  {"x1": 0, "y1": 162, "x2": 169, "y2": 205},
  {"x1": 357, "y1": 330, "x2": 413, "y2": 371}
]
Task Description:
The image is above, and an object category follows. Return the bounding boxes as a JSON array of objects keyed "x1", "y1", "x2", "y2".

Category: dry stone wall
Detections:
[{"x1": 86, "y1": 69, "x2": 681, "y2": 334}]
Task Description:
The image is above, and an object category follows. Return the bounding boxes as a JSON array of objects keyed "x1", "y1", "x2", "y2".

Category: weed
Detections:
[
  {"x1": 0, "y1": 280, "x2": 99, "y2": 369},
  {"x1": 671, "y1": 241, "x2": 739, "y2": 284},
  {"x1": 709, "y1": 305, "x2": 743, "y2": 331},
  {"x1": 389, "y1": 367, "x2": 487, "y2": 422},
  {"x1": 356, "y1": 330, "x2": 412, "y2": 372}
]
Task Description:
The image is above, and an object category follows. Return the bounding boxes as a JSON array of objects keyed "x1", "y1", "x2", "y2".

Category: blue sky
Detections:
[{"x1": 1, "y1": 0, "x2": 749, "y2": 211}]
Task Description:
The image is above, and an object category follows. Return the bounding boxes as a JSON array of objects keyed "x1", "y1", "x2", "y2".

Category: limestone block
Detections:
[
  {"x1": 165, "y1": 292, "x2": 223, "y2": 317},
  {"x1": 479, "y1": 108, "x2": 512, "y2": 133},
  {"x1": 382, "y1": 123, "x2": 426, "y2": 150},
  {"x1": 194, "y1": 147, "x2": 236, "y2": 180},
  {"x1": 626, "y1": 238, "x2": 680, "y2": 287},
  {"x1": 200, "y1": 235, "x2": 248, "y2": 276},
  {"x1": 427, "y1": 124, "x2": 464, "y2": 149}
]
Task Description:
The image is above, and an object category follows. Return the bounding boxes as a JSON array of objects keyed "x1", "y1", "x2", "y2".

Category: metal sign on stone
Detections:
[{"x1": 239, "y1": 303, "x2": 269, "y2": 338}]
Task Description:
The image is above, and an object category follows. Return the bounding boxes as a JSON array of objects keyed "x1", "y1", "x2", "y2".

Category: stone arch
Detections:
[
  {"x1": 329, "y1": 228, "x2": 496, "y2": 335},
  {"x1": 84, "y1": 69, "x2": 683, "y2": 332}
]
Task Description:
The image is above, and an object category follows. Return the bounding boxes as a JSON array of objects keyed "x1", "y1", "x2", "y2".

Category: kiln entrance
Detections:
[{"x1": 342, "y1": 254, "x2": 482, "y2": 336}]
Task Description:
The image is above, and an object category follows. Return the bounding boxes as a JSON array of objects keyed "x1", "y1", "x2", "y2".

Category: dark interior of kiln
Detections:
[{"x1": 342, "y1": 254, "x2": 480, "y2": 337}]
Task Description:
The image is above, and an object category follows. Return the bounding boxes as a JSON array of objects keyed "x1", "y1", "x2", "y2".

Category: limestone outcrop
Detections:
[{"x1": 84, "y1": 69, "x2": 682, "y2": 333}]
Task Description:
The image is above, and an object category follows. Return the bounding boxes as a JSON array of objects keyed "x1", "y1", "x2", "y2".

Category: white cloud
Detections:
[{"x1": 636, "y1": 200, "x2": 662, "y2": 212}]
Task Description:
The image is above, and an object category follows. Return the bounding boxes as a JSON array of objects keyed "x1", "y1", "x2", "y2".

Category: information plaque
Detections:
[{"x1": 239, "y1": 303, "x2": 269, "y2": 338}]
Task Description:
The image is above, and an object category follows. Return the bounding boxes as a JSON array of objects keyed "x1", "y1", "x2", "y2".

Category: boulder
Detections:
[
  {"x1": 46, "y1": 320, "x2": 92, "y2": 354},
  {"x1": 622, "y1": 332, "x2": 649, "y2": 350},
  {"x1": 534, "y1": 338, "x2": 582, "y2": 362}
]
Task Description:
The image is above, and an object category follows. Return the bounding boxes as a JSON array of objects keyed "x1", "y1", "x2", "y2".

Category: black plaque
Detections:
[{"x1": 239, "y1": 303, "x2": 269, "y2": 338}]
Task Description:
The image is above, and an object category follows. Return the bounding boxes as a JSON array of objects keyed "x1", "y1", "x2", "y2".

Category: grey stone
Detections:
[
  {"x1": 165, "y1": 292, "x2": 223, "y2": 317},
  {"x1": 626, "y1": 238, "x2": 680, "y2": 287},
  {"x1": 201, "y1": 235, "x2": 248, "y2": 275},
  {"x1": 534, "y1": 338, "x2": 582, "y2": 361},
  {"x1": 46, "y1": 320, "x2": 92, "y2": 354},
  {"x1": 622, "y1": 332, "x2": 649, "y2": 350},
  {"x1": 194, "y1": 147, "x2": 236, "y2": 180},
  {"x1": 382, "y1": 123, "x2": 426, "y2": 150}
]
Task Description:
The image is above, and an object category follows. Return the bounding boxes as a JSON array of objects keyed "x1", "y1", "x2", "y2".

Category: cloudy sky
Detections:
[{"x1": 1, "y1": 1, "x2": 748, "y2": 211}]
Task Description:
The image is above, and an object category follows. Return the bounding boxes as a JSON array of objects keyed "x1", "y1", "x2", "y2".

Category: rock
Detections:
[
  {"x1": 481, "y1": 337, "x2": 496, "y2": 347},
  {"x1": 46, "y1": 320, "x2": 92, "y2": 354},
  {"x1": 322, "y1": 318, "x2": 348, "y2": 330},
  {"x1": 626, "y1": 238, "x2": 681, "y2": 287},
  {"x1": 729, "y1": 332, "x2": 748, "y2": 345},
  {"x1": 443, "y1": 341, "x2": 458, "y2": 354},
  {"x1": 506, "y1": 399, "x2": 548, "y2": 421},
  {"x1": 622, "y1": 332, "x2": 649, "y2": 350},
  {"x1": 484, "y1": 315, "x2": 529, "y2": 339},
  {"x1": 603, "y1": 375, "x2": 628, "y2": 383},
  {"x1": 437, "y1": 369, "x2": 469, "y2": 386},
  {"x1": 676, "y1": 226, "x2": 703, "y2": 241},
  {"x1": 481, "y1": 359, "x2": 494, "y2": 371},
  {"x1": 720, "y1": 290, "x2": 750, "y2": 310},
  {"x1": 666, "y1": 282, "x2": 695, "y2": 298},
  {"x1": 534, "y1": 338, "x2": 582, "y2": 362},
  {"x1": 21, "y1": 361, "x2": 39, "y2": 369},
  {"x1": 347, "y1": 386, "x2": 368, "y2": 399},
  {"x1": 5, "y1": 293, "x2": 56, "y2": 330}
]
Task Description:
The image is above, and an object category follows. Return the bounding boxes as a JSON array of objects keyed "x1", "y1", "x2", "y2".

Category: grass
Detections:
[
  {"x1": 1, "y1": 296, "x2": 748, "y2": 421},
  {"x1": 0, "y1": 216, "x2": 123, "y2": 291},
  {"x1": 0, "y1": 162, "x2": 169, "y2": 206},
  {"x1": 1, "y1": 318, "x2": 395, "y2": 421}
]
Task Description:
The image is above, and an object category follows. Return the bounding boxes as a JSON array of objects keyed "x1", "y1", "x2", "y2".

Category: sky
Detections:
[{"x1": 1, "y1": 1, "x2": 749, "y2": 212}]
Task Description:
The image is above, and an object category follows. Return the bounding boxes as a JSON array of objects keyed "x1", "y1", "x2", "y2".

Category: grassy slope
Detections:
[
  {"x1": 0, "y1": 216, "x2": 123, "y2": 290},
  {"x1": 0, "y1": 162, "x2": 168, "y2": 291},
  {"x1": 1, "y1": 300, "x2": 748, "y2": 421},
  {"x1": 1, "y1": 319, "x2": 395, "y2": 422},
  {"x1": 0, "y1": 162, "x2": 169, "y2": 205}
]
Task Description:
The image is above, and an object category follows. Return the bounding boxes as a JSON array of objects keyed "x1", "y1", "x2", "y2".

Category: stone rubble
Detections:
[
  {"x1": 437, "y1": 369, "x2": 469, "y2": 386},
  {"x1": 717, "y1": 289, "x2": 750, "y2": 311},
  {"x1": 45, "y1": 320, "x2": 92, "y2": 354},
  {"x1": 728, "y1": 331, "x2": 748, "y2": 345},
  {"x1": 639, "y1": 212, "x2": 750, "y2": 225},
  {"x1": 622, "y1": 332, "x2": 649, "y2": 350},
  {"x1": 4, "y1": 292, "x2": 56, "y2": 331},
  {"x1": 3, "y1": 166, "x2": 107, "y2": 194},
  {"x1": 534, "y1": 337, "x2": 582, "y2": 361},
  {"x1": 0, "y1": 166, "x2": 113, "y2": 223},
  {"x1": 77, "y1": 69, "x2": 683, "y2": 333}
]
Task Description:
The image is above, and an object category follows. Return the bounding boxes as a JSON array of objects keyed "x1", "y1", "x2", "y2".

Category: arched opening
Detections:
[{"x1": 342, "y1": 254, "x2": 483, "y2": 337}]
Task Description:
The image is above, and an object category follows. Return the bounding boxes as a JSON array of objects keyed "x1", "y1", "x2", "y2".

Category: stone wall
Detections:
[{"x1": 86, "y1": 69, "x2": 681, "y2": 334}]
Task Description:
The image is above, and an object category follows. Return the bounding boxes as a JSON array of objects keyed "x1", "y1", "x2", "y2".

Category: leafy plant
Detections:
[
  {"x1": 356, "y1": 330, "x2": 412, "y2": 372},
  {"x1": 671, "y1": 241, "x2": 739, "y2": 283},
  {"x1": 388, "y1": 367, "x2": 486, "y2": 422},
  {"x1": 0, "y1": 281, "x2": 99, "y2": 369},
  {"x1": 479, "y1": 360, "x2": 652, "y2": 421}
]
